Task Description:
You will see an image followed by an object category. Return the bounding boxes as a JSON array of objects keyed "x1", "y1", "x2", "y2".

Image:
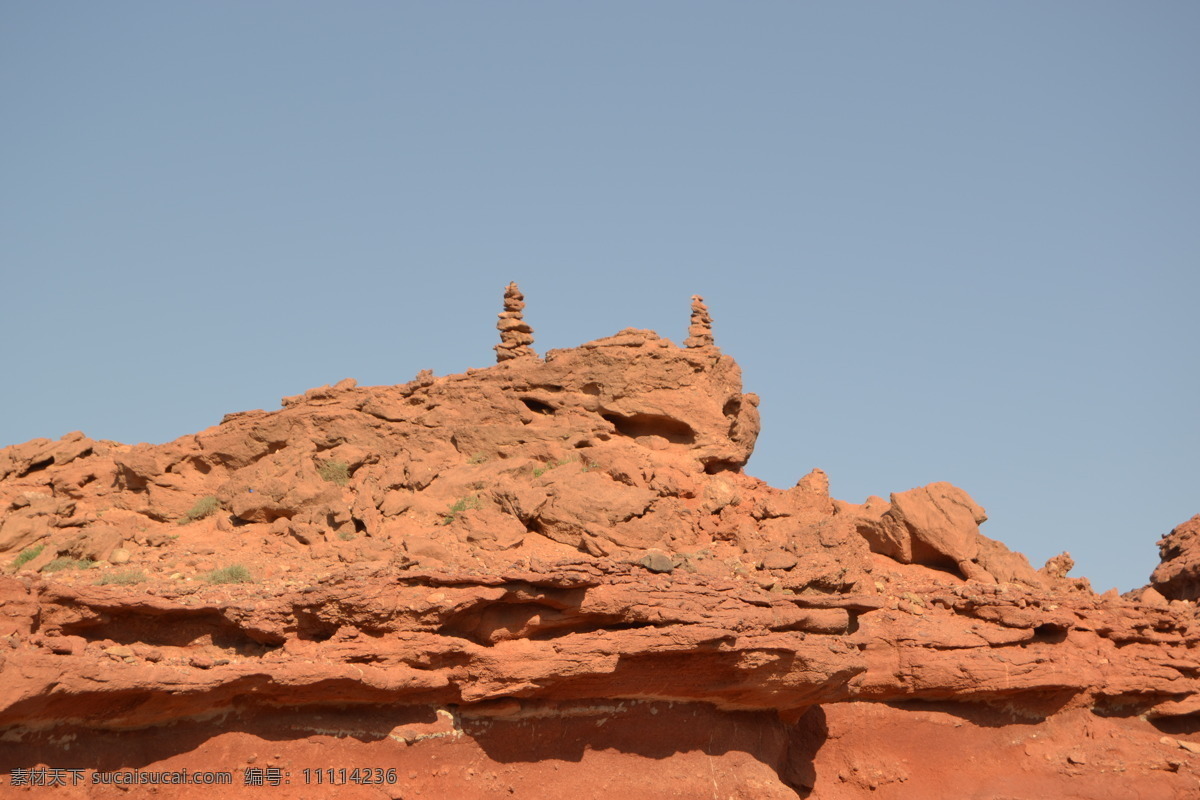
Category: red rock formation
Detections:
[
  {"x1": 1152, "y1": 514, "x2": 1200, "y2": 601},
  {"x1": 0, "y1": 301, "x2": 1196, "y2": 799}
]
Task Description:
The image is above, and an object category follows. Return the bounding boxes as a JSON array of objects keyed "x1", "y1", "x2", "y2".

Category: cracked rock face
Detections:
[{"x1": 0, "y1": 325, "x2": 1197, "y2": 799}]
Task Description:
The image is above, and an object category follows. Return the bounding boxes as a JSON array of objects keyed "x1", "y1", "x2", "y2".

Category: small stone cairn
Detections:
[
  {"x1": 683, "y1": 295, "x2": 715, "y2": 348},
  {"x1": 495, "y1": 282, "x2": 537, "y2": 362}
]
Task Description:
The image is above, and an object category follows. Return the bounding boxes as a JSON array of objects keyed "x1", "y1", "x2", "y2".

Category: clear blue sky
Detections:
[{"x1": 3, "y1": 2, "x2": 1196, "y2": 592}]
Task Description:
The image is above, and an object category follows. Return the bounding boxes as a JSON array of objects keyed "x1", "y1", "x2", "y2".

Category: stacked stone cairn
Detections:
[
  {"x1": 495, "y1": 282, "x2": 537, "y2": 362},
  {"x1": 683, "y1": 294, "x2": 715, "y2": 348}
]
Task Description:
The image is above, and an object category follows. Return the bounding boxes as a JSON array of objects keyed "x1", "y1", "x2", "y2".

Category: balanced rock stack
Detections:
[
  {"x1": 683, "y1": 294, "x2": 715, "y2": 348},
  {"x1": 494, "y1": 281, "x2": 536, "y2": 362}
]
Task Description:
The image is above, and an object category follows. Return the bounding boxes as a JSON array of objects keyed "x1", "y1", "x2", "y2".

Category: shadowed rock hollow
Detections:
[{"x1": 1, "y1": 286, "x2": 1197, "y2": 799}]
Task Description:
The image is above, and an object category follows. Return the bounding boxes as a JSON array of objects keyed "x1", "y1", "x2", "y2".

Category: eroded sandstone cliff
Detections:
[{"x1": 1, "y1": 288, "x2": 1196, "y2": 798}]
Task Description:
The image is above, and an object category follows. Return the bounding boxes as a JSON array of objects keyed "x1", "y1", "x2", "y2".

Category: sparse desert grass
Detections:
[
  {"x1": 532, "y1": 456, "x2": 577, "y2": 478},
  {"x1": 43, "y1": 557, "x2": 95, "y2": 573},
  {"x1": 442, "y1": 495, "x2": 481, "y2": 525},
  {"x1": 12, "y1": 544, "x2": 44, "y2": 569},
  {"x1": 97, "y1": 569, "x2": 147, "y2": 586},
  {"x1": 317, "y1": 459, "x2": 351, "y2": 486},
  {"x1": 180, "y1": 496, "x2": 221, "y2": 523},
  {"x1": 203, "y1": 564, "x2": 253, "y2": 584}
]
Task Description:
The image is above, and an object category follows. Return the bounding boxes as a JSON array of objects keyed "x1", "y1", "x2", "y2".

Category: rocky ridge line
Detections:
[{"x1": 0, "y1": 287, "x2": 1197, "y2": 799}]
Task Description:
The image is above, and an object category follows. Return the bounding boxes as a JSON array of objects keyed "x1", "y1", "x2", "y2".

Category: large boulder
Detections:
[
  {"x1": 857, "y1": 482, "x2": 984, "y2": 570},
  {"x1": 852, "y1": 482, "x2": 1038, "y2": 584},
  {"x1": 1150, "y1": 514, "x2": 1200, "y2": 601}
]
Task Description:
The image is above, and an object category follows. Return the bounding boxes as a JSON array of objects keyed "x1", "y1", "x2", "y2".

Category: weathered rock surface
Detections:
[
  {"x1": 1153, "y1": 514, "x2": 1200, "y2": 602},
  {"x1": 0, "y1": 291, "x2": 1195, "y2": 798}
]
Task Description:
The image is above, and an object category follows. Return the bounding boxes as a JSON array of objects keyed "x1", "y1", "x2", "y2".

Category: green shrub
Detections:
[
  {"x1": 97, "y1": 569, "x2": 146, "y2": 586},
  {"x1": 441, "y1": 495, "x2": 481, "y2": 525},
  {"x1": 43, "y1": 557, "x2": 95, "y2": 573},
  {"x1": 181, "y1": 496, "x2": 221, "y2": 523},
  {"x1": 317, "y1": 460, "x2": 350, "y2": 486},
  {"x1": 203, "y1": 564, "x2": 253, "y2": 584},
  {"x1": 12, "y1": 545, "x2": 44, "y2": 569}
]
